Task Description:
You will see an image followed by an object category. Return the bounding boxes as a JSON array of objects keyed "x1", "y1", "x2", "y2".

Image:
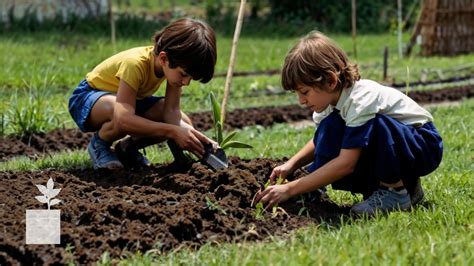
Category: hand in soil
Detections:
[
  {"x1": 254, "y1": 183, "x2": 291, "y2": 209},
  {"x1": 269, "y1": 162, "x2": 294, "y2": 182},
  {"x1": 173, "y1": 127, "x2": 208, "y2": 157}
]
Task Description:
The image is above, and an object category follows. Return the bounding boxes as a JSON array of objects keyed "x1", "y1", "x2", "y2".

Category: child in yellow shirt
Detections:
[{"x1": 69, "y1": 18, "x2": 217, "y2": 169}]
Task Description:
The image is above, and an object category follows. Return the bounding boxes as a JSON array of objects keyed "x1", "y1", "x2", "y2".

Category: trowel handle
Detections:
[{"x1": 167, "y1": 140, "x2": 189, "y2": 163}]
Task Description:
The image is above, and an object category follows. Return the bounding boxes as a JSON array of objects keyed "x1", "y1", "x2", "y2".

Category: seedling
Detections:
[
  {"x1": 205, "y1": 196, "x2": 227, "y2": 215},
  {"x1": 297, "y1": 195, "x2": 310, "y2": 217},
  {"x1": 209, "y1": 92, "x2": 252, "y2": 150},
  {"x1": 251, "y1": 177, "x2": 288, "y2": 220},
  {"x1": 64, "y1": 243, "x2": 76, "y2": 266}
]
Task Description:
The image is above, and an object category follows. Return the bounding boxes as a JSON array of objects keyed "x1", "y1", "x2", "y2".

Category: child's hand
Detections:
[
  {"x1": 174, "y1": 127, "x2": 208, "y2": 157},
  {"x1": 269, "y1": 162, "x2": 295, "y2": 182},
  {"x1": 205, "y1": 137, "x2": 220, "y2": 151},
  {"x1": 254, "y1": 184, "x2": 291, "y2": 209}
]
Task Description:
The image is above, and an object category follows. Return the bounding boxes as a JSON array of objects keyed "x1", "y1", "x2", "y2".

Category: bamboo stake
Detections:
[
  {"x1": 108, "y1": 0, "x2": 116, "y2": 53},
  {"x1": 397, "y1": 0, "x2": 403, "y2": 59},
  {"x1": 221, "y1": 0, "x2": 246, "y2": 124},
  {"x1": 351, "y1": 0, "x2": 357, "y2": 58}
]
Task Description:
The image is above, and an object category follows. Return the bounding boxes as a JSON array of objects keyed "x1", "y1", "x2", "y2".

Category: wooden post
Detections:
[
  {"x1": 351, "y1": 0, "x2": 357, "y2": 58},
  {"x1": 397, "y1": 0, "x2": 403, "y2": 59},
  {"x1": 383, "y1": 46, "x2": 388, "y2": 81},
  {"x1": 221, "y1": 0, "x2": 246, "y2": 124},
  {"x1": 108, "y1": 0, "x2": 116, "y2": 53}
]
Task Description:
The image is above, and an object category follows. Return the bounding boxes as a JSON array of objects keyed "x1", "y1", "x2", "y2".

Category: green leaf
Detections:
[
  {"x1": 221, "y1": 131, "x2": 237, "y2": 147},
  {"x1": 209, "y1": 92, "x2": 221, "y2": 127},
  {"x1": 216, "y1": 122, "x2": 223, "y2": 145},
  {"x1": 221, "y1": 140, "x2": 253, "y2": 150}
]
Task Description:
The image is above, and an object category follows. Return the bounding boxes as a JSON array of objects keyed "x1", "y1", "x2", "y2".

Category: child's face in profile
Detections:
[
  {"x1": 165, "y1": 66, "x2": 192, "y2": 88},
  {"x1": 295, "y1": 84, "x2": 340, "y2": 113},
  {"x1": 156, "y1": 52, "x2": 193, "y2": 88}
]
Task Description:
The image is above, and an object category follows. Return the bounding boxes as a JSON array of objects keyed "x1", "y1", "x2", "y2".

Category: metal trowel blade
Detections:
[{"x1": 202, "y1": 144, "x2": 228, "y2": 170}]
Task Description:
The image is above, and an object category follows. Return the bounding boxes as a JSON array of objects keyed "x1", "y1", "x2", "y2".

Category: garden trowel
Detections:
[
  {"x1": 201, "y1": 143, "x2": 228, "y2": 170},
  {"x1": 166, "y1": 140, "x2": 228, "y2": 170}
]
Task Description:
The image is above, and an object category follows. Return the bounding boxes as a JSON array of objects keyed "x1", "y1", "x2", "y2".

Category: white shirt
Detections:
[{"x1": 313, "y1": 79, "x2": 433, "y2": 128}]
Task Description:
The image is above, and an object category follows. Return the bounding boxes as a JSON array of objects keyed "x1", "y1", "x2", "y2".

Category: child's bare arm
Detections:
[
  {"x1": 288, "y1": 139, "x2": 315, "y2": 171},
  {"x1": 287, "y1": 148, "x2": 362, "y2": 196},
  {"x1": 270, "y1": 139, "x2": 315, "y2": 180},
  {"x1": 256, "y1": 148, "x2": 362, "y2": 207},
  {"x1": 114, "y1": 80, "x2": 206, "y2": 155},
  {"x1": 162, "y1": 81, "x2": 182, "y2": 126},
  {"x1": 114, "y1": 80, "x2": 176, "y2": 138}
]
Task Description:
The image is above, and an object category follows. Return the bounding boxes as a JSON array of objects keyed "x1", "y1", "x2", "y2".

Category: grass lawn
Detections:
[{"x1": 1, "y1": 31, "x2": 474, "y2": 136}]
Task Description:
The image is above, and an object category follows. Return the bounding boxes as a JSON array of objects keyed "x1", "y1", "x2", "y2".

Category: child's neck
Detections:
[
  {"x1": 154, "y1": 56, "x2": 164, "y2": 78},
  {"x1": 331, "y1": 88, "x2": 343, "y2": 106}
]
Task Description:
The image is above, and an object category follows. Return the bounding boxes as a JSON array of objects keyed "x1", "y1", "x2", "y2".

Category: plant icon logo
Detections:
[
  {"x1": 35, "y1": 178, "x2": 61, "y2": 210},
  {"x1": 26, "y1": 178, "x2": 61, "y2": 244}
]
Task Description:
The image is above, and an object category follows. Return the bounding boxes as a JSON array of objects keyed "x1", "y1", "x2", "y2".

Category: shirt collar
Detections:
[{"x1": 335, "y1": 82, "x2": 354, "y2": 110}]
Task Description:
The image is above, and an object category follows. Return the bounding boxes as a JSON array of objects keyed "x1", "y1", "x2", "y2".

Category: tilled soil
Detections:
[
  {"x1": 1, "y1": 85, "x2": 472, "y2": 161},
  {"x1": 0, "y1": 158, "x2": 349, "y2": 265}
]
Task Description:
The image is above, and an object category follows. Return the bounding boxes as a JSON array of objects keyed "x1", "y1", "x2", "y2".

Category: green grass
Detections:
[
  {"x1": 0, "y1": 33, "x2": 474, "y2": 134},
  {"x1": 1, "y1": 31, "x2": 473, "y2": 136}
]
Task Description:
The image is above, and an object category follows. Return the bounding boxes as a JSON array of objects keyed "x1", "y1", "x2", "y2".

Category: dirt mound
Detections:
[
  {"x1": 0, "y1": 158, "x2": 349, "y2": 265},
  {"x1": 1, "y1": 85, "x2": 472, "y2": 161}
]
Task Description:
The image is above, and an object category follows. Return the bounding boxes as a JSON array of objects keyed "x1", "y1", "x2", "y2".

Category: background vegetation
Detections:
[{"x1": 2, "y1": 0, "x2": 419, "y2": 37}]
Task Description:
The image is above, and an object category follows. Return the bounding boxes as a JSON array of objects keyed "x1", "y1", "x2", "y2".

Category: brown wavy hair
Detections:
[
  {"x1": 282, "y1": 31, "x2": 360, "y2": 92},
  {"x1": 153, "y1": 18, "x2": 217, "y2": 83}
]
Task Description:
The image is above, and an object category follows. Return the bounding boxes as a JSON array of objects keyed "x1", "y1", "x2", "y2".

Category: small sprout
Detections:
[
  {"x1": 247, "y1": 224, "x2": 259, "y2": 237},
  {"x1": 35, "y1": 178, "x2": 61, "y2": 210},
  {"x1": 253, "y1": 202, "x2": 265, "y2": 220},
  {"x1": 271, "y1": 206, "x2": 289, "y2": 218},
  {"x1": 252, "y1": 177, "x2": 289, "y2": 220},
  {"x1": 297, "y1": 195, "x2": 310, "y2": 217},
  {"x1": 205, "y1": 196, "x2": 227, "y2": 215},
  {"x1": 275, "y1": 175, "x2": 288, "y2": 185},
  {"x1": 298, "y1": 207, "x2": 309, "y2": 217}
]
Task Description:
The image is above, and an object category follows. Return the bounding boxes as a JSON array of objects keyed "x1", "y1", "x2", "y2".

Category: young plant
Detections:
[
  {"x1": 251, "y1": 177, "x2": 289, "y2": 220},
  {"x1": 251, "y1": 181, "x2": 266, "y2": 220},
  {"x1": 297, "y1": 195, "x2": 310, "y2": 217},
  {"x1": 209, "y1": 92, "x2": 252, "y2": 150},
  {"x1": 205, "y1": 196, "x2": 227, "y2": 215},
  {"x1": 270, "y1": 176, "x2": 289, "y2": 218},
  {"x1": 253, "y1": 202, "x2": 265, "y2": 220}
]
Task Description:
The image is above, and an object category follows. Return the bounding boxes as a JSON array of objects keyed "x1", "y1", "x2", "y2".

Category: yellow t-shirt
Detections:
[{"x1": 86, "y1": 46, "x2": 165, "y2": 100}]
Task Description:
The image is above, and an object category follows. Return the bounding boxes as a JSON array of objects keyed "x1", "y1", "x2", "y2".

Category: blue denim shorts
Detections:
[{"x1": 68, "y1": 79, "x2": 163, "y2": 132}]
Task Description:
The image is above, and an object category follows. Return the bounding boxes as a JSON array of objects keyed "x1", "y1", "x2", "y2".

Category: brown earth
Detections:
[
  {"x1": 1, "y1": 85, "x2": 472, "y2": 161},
  {"x1": 0, "y1": 158, "x2": 349, "y2": 265}
]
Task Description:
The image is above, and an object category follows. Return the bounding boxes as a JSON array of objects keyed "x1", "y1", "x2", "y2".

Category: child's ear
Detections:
[
  {"x1": 328, "y1": 72, "x2": 338, "y2": 91},
  {"x1": 158, "y1": 51, "x2": 168, "y2": 65}
]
